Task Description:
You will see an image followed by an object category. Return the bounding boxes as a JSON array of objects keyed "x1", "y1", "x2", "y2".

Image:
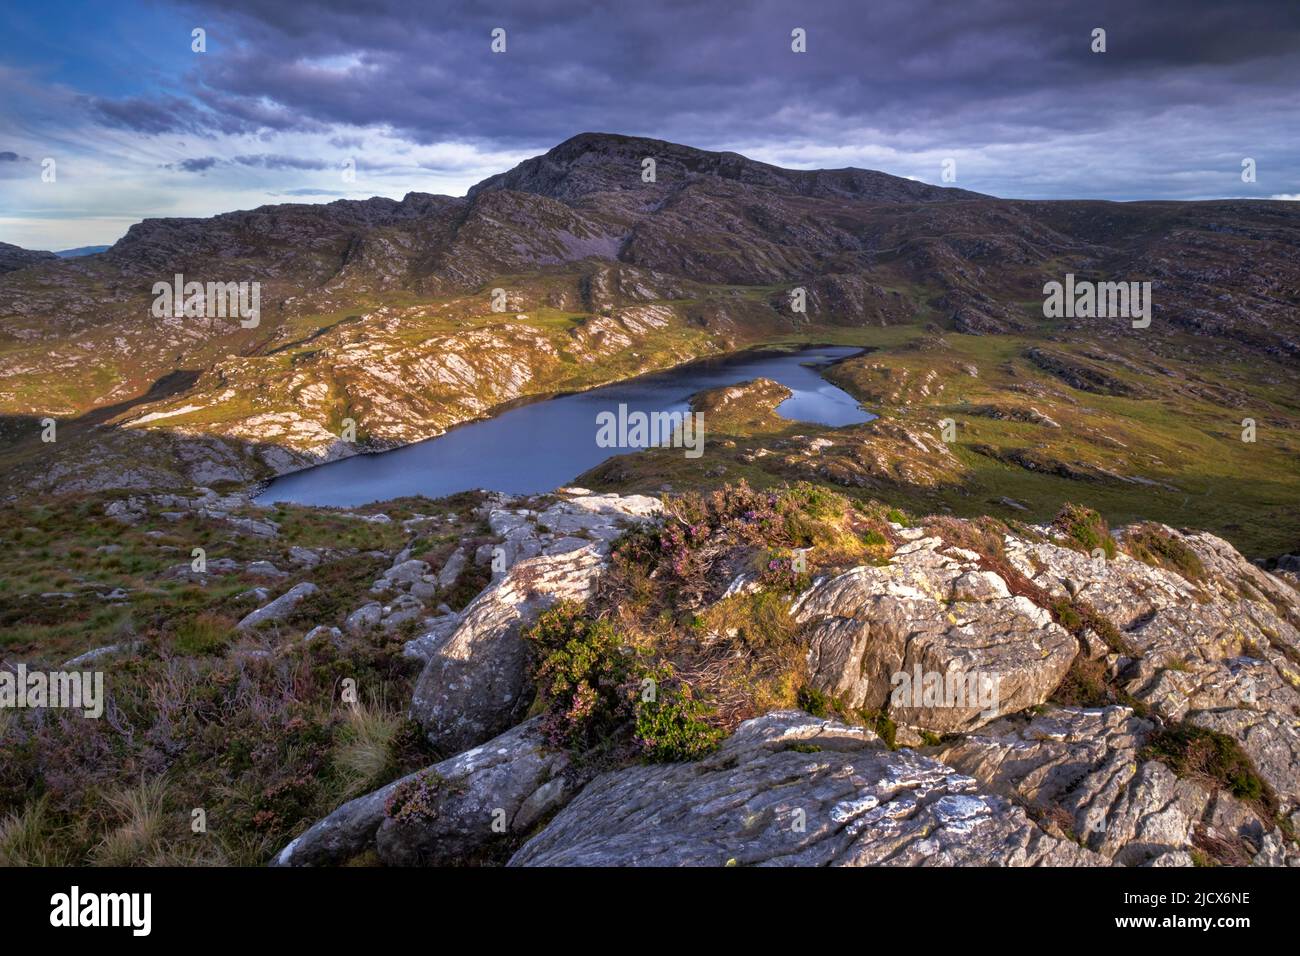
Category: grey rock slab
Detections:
[
  {"x1": 510, "y1": 711, "x2": 1095, "y2": 867},
  {"x1": 236, "y1": 582, "x2": 318, "y2": 631},
  {"x1": 410, "y1": 544, "x2": 607, "y2": 753}
]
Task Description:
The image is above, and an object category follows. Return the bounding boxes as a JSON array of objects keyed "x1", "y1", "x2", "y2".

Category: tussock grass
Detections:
[
  {"x1": 0, "y1": 797, "x2": 71, "y2": 866},
  {"x1": 90, "y1": 777, "x2": 170, "y2": 867},
  {"x1": 331, "y1": 697, "x2": 405, "y2": 800}
]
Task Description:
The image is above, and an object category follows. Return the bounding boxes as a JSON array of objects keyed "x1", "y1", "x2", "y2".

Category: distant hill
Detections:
[
  {"x1": 55, "y1": 245, "x2": 111, "y2": 258},
  {"x1": 0, "y1": 240, "x2": 58, "y2": 274}
]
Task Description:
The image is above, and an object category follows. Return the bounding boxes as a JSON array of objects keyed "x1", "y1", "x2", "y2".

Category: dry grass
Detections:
[
  {"x1": 331, "y1": 697, "x2": 405, "y2": 800},
  {"x1": 90, "y1": 777, "x2": 170, "y2": 866},
  {"x1": 0, "y1": 797, "x2": 71, "y2": 866}
]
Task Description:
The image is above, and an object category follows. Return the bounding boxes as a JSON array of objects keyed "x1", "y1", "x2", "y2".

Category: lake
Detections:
[{"x1": 256, "y1": 345, "x2": 873, "y2": 507}]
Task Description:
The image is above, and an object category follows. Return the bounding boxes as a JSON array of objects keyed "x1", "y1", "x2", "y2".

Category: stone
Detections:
[
  {"x1": 345, "y1": 602, "x2": 383, "y2": 635},
  {"x1": 236, "y1": 582, "x2": 319, "y2": 630},
  {"x1": 226, "y1": 516, "x2": 280, "y2": 537},
  {"x1": 436, "y1": 548, "x2": 466, "y2": 589},
  {"x1": 374, "y1": 718, "x2": 573, "y2": 866},
  {"x1": 304, "y1": 625, "x2": 343, "y2": 644},
  {"x1": 288, "y1": 546, "x2": 322, "y2": 567},
  {"x1": 383, "y1": 559, "x2": 430, "y2": 586},
  {"x1": 509, "y1": 712, "x2": 1096, "y2": 867},
  {"x1": 273, "y1": 718, "x2": 571, "y2": 867}
]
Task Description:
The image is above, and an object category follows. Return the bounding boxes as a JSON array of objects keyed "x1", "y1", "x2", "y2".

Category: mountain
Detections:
[
  {"x1": 0, "y1": 132, "x2": 1298, "y2": 554},
  {"x1": 469, "y1": 131, "x2": 989, "y2": 204},
  {"x1": 54, "y1": 245, "x2": 111, "y2": 258}
]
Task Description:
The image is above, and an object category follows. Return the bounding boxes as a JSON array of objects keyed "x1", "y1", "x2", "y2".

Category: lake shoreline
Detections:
[{"x1": 256, "y1": 344, "x2": 875, "y2": 508}]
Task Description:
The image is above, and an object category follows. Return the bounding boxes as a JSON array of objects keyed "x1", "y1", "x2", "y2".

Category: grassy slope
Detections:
[{"x1": 578, "y1": 321, "x2": 1300, "y2": 558}]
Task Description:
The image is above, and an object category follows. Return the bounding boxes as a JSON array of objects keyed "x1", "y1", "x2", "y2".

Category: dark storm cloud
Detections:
[
  {"x1": 82, "y1": 94, "x2": 256, "y2": 136},
  {"x1": 59, "y1": 0, "x2": 1298, "y2": 200},
  {"x1": 0, "y1": 151, "x2": 20, "y2": 162},
  {"x1": 166, "y1": 154, "x2": 334, "y2": 172},
  {"x1": 171, "y1": 156, "x2": 218, "y2": 171},
  {"x1": 231, "y1": 154, "x2": 332, "y2": 170},
  {"x1": 128, "y1": 0, "x2": 1299, "y2": 151}
]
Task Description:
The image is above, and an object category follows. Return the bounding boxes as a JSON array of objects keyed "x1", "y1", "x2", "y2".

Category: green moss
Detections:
[
  {"x1": 862, "y1": 710, "x2": 898, "y2": 749},
  {"x1": 172, "y1": 612, "x2": 235, "y2": 654},
  {"x1": 885, "y1": 508, "x2": 911, "y2": 527},
  {"x1": 796, "y1": 685, "x2": 831, "y2": 718}
]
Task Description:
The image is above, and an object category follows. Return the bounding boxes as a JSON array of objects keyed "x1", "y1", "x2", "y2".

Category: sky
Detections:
[{"x1": 1, "y1": 0, "x2": 1297, "y2": 249}]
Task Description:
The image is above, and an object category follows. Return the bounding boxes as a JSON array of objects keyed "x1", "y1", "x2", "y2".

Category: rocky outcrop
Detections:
[
  {"x1": 1004, "y1": 524, "x2": 1300, "y2": 811},
  {"x1": 274, "y1": 718, "x2": 570, "y2": 867},
  {"x1": 408, "y1": 491, "x2": 662, "y2": 752},
  {"x1": 792, "y1": 529, "x2": 1077, "y2": 735},
  {"x1": 0, "y1": 241, "x2": 58, "y2": 275},
  {"x1": 938, "y1": 706, "x2": 1299, "y2": 866},
  {"x1": 268, "y1": 493, "x2": 1300, "y2": 868},
  {"x1": 509, "y1": 711, "x2": 1096, "y2": 866}
]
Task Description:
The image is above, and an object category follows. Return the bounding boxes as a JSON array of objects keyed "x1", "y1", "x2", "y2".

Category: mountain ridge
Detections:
[{"x1": 0, "y1": 132, "x2": 1297, "y2": 560}]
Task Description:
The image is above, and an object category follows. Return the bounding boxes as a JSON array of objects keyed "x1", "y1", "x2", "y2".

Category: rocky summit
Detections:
[{"x1": 2, "y1": 133, "x2": 1298, "y2": 871}]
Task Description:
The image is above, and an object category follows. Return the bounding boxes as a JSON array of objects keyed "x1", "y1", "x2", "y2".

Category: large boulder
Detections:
[
  {"x1": 409, "y1": 544, "x2": 606, "y2": 753},
  {"x1": 509, "y1": 711, "x2": 1096, "y2": 867},
  {"x1": 273, "y1": 718, "x2": 570, "y2": 867},
  {"x1": 791, "y1": 532, "x2": 1077, "y2": 734},
  {"x1": 375, "y1": 718, "x2": 572, "y2": 866},
  {"x1": 409, "y1": 491, "x2": 662, "y2": 753}
]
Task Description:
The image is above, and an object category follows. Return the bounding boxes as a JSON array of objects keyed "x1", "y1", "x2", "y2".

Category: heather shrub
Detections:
[
  {"x1": 385, "y1": 770, "x2": 456, "y2": 825},
  {"x1": 1052, "y1": 503, "x2": 1117, "y2": 560},
  {"x1": 1122, "y1": 523, "x2": 1205, "y2": 581},
  {"x1": 525, "y1": 602, "x2": 722, "y2": 764},
  {"x1": 1142, "y1": 723, "x2": 1276, "y2": 816},
  {"x1": 633, "y1": 668, "x2": 723, "y2": 762}
]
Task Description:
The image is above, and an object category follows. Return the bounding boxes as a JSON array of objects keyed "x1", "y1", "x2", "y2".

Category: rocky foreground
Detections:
[
  {"x1": 254, "y1": 485, "x2": 1300, "y2": 868},
  {"x1": 2, "y1": 480, "x2": 1295, "y2": 866}
]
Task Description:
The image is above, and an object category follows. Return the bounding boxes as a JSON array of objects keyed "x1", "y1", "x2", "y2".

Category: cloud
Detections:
[
  {"x1": 0, "y1": 151, "x2": 22, "y2": 162},
  {"x1": 133, "y1": 0, "x2": 1299, "y2": 152},
  {"x1": 3, "y1": 0, "x2": 1297, "y2": 247},
  {"x1": 272, "y1": 187, "x2": 348, "y2": 196},
  {"x1": 231, "y1": 153, "x2": 333, "y2": 170},
  {"x1": 170, "y1": 156, "x2": 219, "y2": 172}
]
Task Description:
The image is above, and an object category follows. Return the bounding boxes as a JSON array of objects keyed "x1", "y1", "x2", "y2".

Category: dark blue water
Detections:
[{"x1": 257, "y1": 346, "x2": 873, "y2": 507}]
